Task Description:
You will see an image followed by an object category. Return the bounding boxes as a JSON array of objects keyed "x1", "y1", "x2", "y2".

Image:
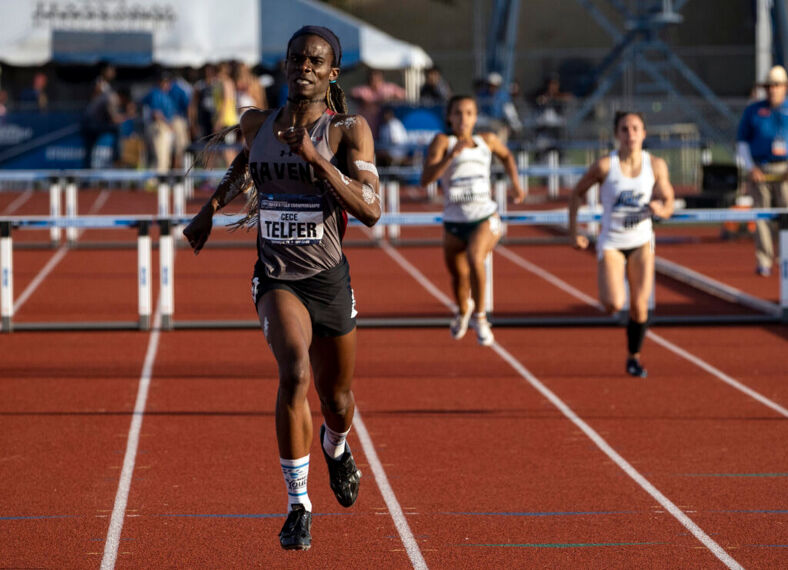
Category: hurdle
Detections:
[{"x1": 1, "y1": 208, "x2": 787, "y2": 332}]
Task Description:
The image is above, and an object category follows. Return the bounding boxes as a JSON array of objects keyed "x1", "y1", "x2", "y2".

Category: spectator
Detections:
[
  {"x1": 213, "y1": 61, "x2": 239, "y2": 165},
  {"x1": 350, "y1": 68, "x2": 406, "y2": 137},
  {"x1": 736, "y1": 64, "x2": 788, "y2": 277},
  {"x1": 81, "y1": 63, "x2": 124, "y2": 168},
  {"x1": 189, "y1": 64, "x2": 218, "y2": 141},
  {"x1": 419, "y1": 66, "x2": 450, "y2": 106},
  {"x1": 0, "y1": 90, "x2": 8, "y2": 117},
  {"x1": 533, "y1": 73, "x2": 573, "y2": 161},
  {"x1": 234, "y1": 61, "x2": 268, "y2": 111},
  {"x1": 141, "y1": 70, "x2": 177, "y2": 174},
  {"x1": 376, "y1": 105, "x2": 409, "y2": 166},
  {"x1": 167, "y1": 72, "x2": 192, "y2": 169},
  {"x1": 18, "y1": 71, "x2": 48, "y2": 111}
]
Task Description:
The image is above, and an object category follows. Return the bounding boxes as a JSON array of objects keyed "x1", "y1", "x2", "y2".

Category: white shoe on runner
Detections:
[
  {"x1": 450, "y1": 299, "x2": 475, "y2": 340},
  {"x1": 470, "y1": 313, "x2": 494, "y2": 346}
]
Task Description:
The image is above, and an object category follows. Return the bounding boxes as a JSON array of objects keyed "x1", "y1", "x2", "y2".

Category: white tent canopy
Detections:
[{"x1": 0, "y1": 0, "x2": 431, "y2": 96}]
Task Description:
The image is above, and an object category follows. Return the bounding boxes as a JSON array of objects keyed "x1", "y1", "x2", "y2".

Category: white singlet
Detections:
[
  {"x1": 440, "y1": 135, "x2": 497, "y2": 223},
  {"x1": 597, "y1": 150, "x2": 655, "y2": 256}
]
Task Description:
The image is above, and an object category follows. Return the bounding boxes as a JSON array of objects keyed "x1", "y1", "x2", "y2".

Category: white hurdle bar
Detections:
[{"x1": 1, "y1": 222, "x2": 13, "y2": 332}]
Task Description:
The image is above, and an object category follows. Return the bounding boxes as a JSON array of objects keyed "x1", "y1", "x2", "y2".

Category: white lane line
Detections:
[
  {"x1": 381, "y1": 243, "x2": 743, "y2": 570},
  {"x1": 489, "y1": 342, "x2": 743, "y2": 570},
  {"x1": 354, "y1": 412, "x2": 428, "y2": 570},
  {"x1": 498, "y1": 244, "x2": 788, "y2": 417},
  {"x1": 358, "y1": 228, "x2": 429, "y2": 569},
  {"x1": 646, "y1": 332, "x2": 788, "y2": 418},
  {"x1": 100, "y1": 303, "x2": 162, "y2": 570},
  {"x1": 3, "y1": 189, "x2": 34, "y2": 214},
  {"x1": 12, "y1": 189, "x2": 110, "y2": 313}
]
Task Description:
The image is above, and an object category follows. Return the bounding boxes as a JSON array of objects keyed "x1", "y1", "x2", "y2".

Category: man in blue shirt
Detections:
[
  {"x1": 737, "y1": 65, "x2": 788, "y2": 276},
  {"x1": 142, "y1": 71, "x2": 177, "y2": 174}
]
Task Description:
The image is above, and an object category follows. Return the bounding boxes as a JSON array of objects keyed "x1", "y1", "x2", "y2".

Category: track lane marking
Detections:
[
  {"x1": 496, "y1": 245, "x2": 788, "y2": 418},
  {"x1": 2, "y1": 189, "x2": 34, "y2": 214},
  {"x1": 381, "y1": 241, "x2": 743, "y2": 570},
  {"x1": 13, "y1": 189, "x2": 111, "y2": 313},
  {"x1": 100, "y1": 301, "x2": 161, "y2": 570}
]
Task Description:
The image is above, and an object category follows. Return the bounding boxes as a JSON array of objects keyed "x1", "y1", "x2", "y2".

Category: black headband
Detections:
[{"x1": 287, "y1": 26, "x2": 342, "y2": 68}]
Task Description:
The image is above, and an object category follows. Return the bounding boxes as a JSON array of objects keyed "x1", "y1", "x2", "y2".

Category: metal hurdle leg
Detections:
[
  {"x1": 1, "y1": 222, "x2": 13, "y2": 333},
  {"x1": 158, "y1": 177, "x2": 170, "y2": 217},
  {"x1": 49, "y1": 177, "x2": 62, "y2": 246},
  {"x1": 65, "y1": 178, "x2": 78, "y2": 245},
  {"x1": 137, "y1": 222, "x2": 152, "y2": 331},
  {"x1": 587, "y1": 183, "x2": 599, "y2": 237},
  {"x1": 386, "y1": 179, "x2": 400, "y2": 241},
  {"x1": 426, "y1": 182, "x2": 437, "y2": 203},
  {"x1": 485, "y1": 252, "x2": 494, "y2": 315},
  {"x1": 159, "y1": 220, "x2": 174, "y2": 330}
]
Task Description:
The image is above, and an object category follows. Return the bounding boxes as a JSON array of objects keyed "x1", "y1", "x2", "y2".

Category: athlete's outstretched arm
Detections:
[
  {"x1": 568, "y1": 158, "x2": 608, "y2": 249},
  {"x1": 279, "y1": 114, "x2": 381, "y2": 227},
  {"x1": 648, "y1": 157, "x2": 675, "y2": 220},
  {"x1": 482, "y1": 132, "x2": 525, "y2": 203}
]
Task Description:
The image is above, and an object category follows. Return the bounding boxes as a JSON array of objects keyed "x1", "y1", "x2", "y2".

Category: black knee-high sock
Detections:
[{"x1": 626, "y1": 319, "x2": 648, "y2": 356}]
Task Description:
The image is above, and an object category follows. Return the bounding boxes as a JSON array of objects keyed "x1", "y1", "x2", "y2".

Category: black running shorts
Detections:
[{"x1": 251, "y1": 255, "x2": 357, "y2": 337}]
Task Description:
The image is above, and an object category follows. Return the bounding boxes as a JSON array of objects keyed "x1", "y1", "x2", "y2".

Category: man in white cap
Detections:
[{"x1": 736, "y1": 65, "x2": 788, "y2": 276}]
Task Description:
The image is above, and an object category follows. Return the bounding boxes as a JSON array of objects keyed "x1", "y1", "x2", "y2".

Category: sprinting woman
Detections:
[
  {"x1": 421, "y1": 95, "x2": 524, "y2": 346},
  {"x1": 568, "y1": 111, "x2": 674, "y2": 377},
  {"x1": 183, "y1": 25, "x2": 380, "y2": 551}
]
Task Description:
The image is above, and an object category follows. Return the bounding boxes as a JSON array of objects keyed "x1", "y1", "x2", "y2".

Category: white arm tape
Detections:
[{"x1": 354, "y1": 160, "x2": 379, "y2": 178}]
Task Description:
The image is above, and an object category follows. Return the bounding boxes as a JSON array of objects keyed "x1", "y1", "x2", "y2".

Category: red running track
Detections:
[{"x1": 1, "y1": 187, "x2": 787, "y2": 568}]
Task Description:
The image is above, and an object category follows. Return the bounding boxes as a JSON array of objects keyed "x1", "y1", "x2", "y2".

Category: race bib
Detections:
[
  {"x1": 259, "y1": 194, "x2": 324, "y2": 245},
  {"x1": 610, "y1": 208, "x2": 647, "y2": 232},
  {"x1": 448, "y1": 175, "x2": 489, "y2": 204},
  {"x1": 773, "y1": 136, "x2": 787, "y2": 157}
]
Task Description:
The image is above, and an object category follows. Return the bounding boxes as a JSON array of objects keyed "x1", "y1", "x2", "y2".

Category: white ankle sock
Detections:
[
  {"x1": 280, "y1": 455, "x2": 311, "y2": 512},
  {"x1": 322, "y1": 423, "x2": 350, "y2": 459}
]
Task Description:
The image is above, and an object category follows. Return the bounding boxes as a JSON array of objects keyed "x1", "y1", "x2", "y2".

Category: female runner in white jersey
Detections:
[
  {"x1": 421, "y1": 95, "x2": 524, "y2": 346},
  {"x1": 183, "y1": 26, "x2": 379, "y2": 551},
  {"x1": 568, "y1": 111, "x2": 674, "y2": 377}
]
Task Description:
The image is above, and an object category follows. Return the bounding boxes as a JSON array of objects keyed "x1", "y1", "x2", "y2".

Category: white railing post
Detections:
[
  {"x1": 485, "y1": 252, "x2": 494, "y2": 315},
  {"x1": 780, "y1": 219, "x2": 788, "y2": 322},
  {"x1": 548, "y1": 149, "x2": 559, "y2": 199},
  {"x1": 173, "y1": 176, "x2": 186, "y2": 237},
  {"x1": 159, "y1": 220, "x2": 174, "y2": 330},
  {"x1": 386, "y1": 179, "x2": 400, "y2": 241},
  {"x1": 1, "y1": 222, "x2": 13, "y2": 332},
  {"x1": 495, "y1": 177, "x2": 508, "y2": 238},
  {"x1": 65, "y1": 178, "x2": 78, "y2": 244},
  {"x1": 137, "y1": 221, "x2": 152, "y2": 331},
  {"x1": 158, "y1": 176, "x2": 170, "y2": 217},
  {"x1": 183, "y1": 151, "x2": 194, "y2": 199},
  {"x1": 373, "y1": 181, "x2": 385, "y2": 241},
  {"x1": 517, "y1": 150, "x2": 529, "y2": 196},
  {"x1": 49, "y1": 177, "x2": 62, "y2": 246}
]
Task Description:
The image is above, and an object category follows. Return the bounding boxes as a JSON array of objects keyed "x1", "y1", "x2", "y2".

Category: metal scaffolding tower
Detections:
[{"x1": 567, "y1": 0, "x2": 738, "y2": 142}]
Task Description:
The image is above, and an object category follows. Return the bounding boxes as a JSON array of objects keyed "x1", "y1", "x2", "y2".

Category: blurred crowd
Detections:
[{"x1": 0, "y1": 61, "x2": 578, "y2": 172}]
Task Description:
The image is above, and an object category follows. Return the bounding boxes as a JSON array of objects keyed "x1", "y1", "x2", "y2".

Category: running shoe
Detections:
[
  {"x1": 470, "y1": 313, "x2": 494, "y2": 346},
  {"x1": 626, "y1": 357, "x2": 648, "y2": 378},
  {"x1": 279, "y1": 504, "x2": 312, "y2": 550},
  {"x1": 450, "y1": 299, "x2": 475, "y2": 340},
  {"x1": 320, "y1": 424, "x2": 361, "y2": 508},
  {"x1": 756, "y1": 265, "x2": 771, "y2": 277}
]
